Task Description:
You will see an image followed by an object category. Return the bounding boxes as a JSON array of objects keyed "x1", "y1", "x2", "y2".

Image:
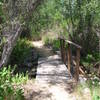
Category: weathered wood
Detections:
[
  {"x1": 60, "y1": 39, "x2": 63, "y2": 61},
  {"x1": 98, "y1": 63, "x2": 100, "y2": 76},
  {"x1": 63, "y1": 40, "x2": 67, "y2": 64},
  {"x1": 59, "y1": 36, "x2": 82, "y2": 81},
  {"x1": 73, "y1": 60, "x2": 85, "y2": 75},
  {"x1": 58, "y1": 37, "x2": 82, "y2": 49},
  {"x1": 36, "y1": 55, "x2": 71, "y2": 83},
  {"x1": 62, "y1": 39, "x2": 64, "y2": 62},
  {"x1": 67, "y1": 43, "x2": 71, "y2": 73},
  {"x1": 79, "y1": 67, "x2": 85, "y2": 75},
  {"x1": 67, "y1": 40, "x2": 82, "y2": 49},
  {"x1": 75, "y1": 48, "x2": 80, "y2": 81}
]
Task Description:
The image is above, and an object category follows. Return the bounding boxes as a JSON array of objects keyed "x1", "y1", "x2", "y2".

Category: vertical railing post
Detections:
[
  {"x1": 62, "y1": 39, "x2": 64, "y2": 62},
  {"x1": 60, "y1": 38, "x2": 67, "y2": 64},
  {"x1": 75, "y1": 48, "x2": 80, "y2": 82},
  {"x1": 60, "y1": 39, "x2": 63, "y2": 61},
  {"x1": 63, "y1": 40, "x2": 67, "y2": 64},
  {"x1": 67, "y1": 43, "x2": 71, "y2": 73}
]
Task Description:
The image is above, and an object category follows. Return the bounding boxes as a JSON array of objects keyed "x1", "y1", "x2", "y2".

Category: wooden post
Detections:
[
  {"x1": 67, "y1": 43, "x2": 71, "y2": 73},
  {"x1": 63, "y1": 40, "x2": 67, "y2": 64},
  {"x1": 60, "y1": 39, "x2": 63, "y2": 61},
  {"x1": 62, "y1": 39, "x2": 64, "y2": 62},
  {"x1": 98, "y1": 63, "x2": 100, "y2": 76},
  {"x1": 75, "y1": 48, "x2": 80, "y2": 82},
  {"x1": 60, "y1": 38, "x2": 67, "y2": 64}
]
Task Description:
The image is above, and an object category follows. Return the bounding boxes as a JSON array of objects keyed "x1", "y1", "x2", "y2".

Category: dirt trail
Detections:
[{"x1": 32, "y1": 40, "x2": 54, "y2": 57}]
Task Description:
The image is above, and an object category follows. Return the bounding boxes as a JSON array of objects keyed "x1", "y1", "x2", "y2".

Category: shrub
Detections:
[
  {"x1": 10, "y1": 38, "x2": 33, "y2": 65},
  {"x1": 81, "y1": 53, "x2": 100, "y2": 75},
  {"x1": 0, "y1": 66, "x2": 28, "y2": 100},
  {"x1": 43, "y1": 36, "x2": 60, "y2": 51}
]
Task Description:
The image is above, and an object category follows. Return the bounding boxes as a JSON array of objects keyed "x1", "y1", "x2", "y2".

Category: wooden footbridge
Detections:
[
  {"x1": 36, "y1": 36, "x2": 82, "y2": 83},
  {"x1": 35, "y1": 37, "x2": 82, "y2": 100},
  {"x1": 59, "y1": 36, "x2": 82, "y2": 82}
]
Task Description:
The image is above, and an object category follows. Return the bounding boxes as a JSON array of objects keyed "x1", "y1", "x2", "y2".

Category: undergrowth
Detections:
[
  {"x1": 75, "y1": 79, "x2": 100, "y2": 100},
  {"x1": 10, "y1": 38, "x2": 33, "y2": 65},
  {"x1": 0, "y1": 66, "x2": 28, "y2": 100},
  {"x1": 43, "y1": 36, "x2": 60, "y2": 51},
  {"x1": 81, "y1": 53, "x2": 100, "y2": 76}
]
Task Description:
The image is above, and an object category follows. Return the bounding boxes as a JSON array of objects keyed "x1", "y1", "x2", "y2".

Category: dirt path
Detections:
[
  {"x1": 32, "y1": 40, "x2": 54, "y2": 57},
  {"x1": 23, "y1": 40, "x2": 76, "y2": 100}
]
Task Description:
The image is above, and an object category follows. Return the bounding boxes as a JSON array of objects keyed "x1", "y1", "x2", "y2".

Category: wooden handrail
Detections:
[
  {"x1": 59, "y1": 36, "x2": 81, "y2": 82},
  {"x1": 67, "y1": 40, "x2": 82, "y2": 49},
  {"x1": 58, "y1": 37, "x2": 82, "y2": 49}
]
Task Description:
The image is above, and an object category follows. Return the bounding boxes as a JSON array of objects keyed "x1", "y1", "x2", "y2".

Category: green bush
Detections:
[
  {"x1": 0, "y1": 66, "x2": 28, "y2": 100},
  {"x1": 81, "y1": 53, "x2": 100, "y2": 71},
  {"x1": 52, "y1": 39, "x2": 60, "y2": 51},
  {"x1": 43, "y1": 36, "x2": 60, "y2": 51},
  {"x1": 10, "y1": 38, "x2": 33, "y2": 65}
]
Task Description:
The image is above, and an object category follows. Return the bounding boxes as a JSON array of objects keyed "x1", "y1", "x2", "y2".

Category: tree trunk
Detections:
[
  {"x1": 0, "y1": 22, "x2": 22, "y2": 67},
  {"x1": 0, "y1": 0, "x2": 44, "y2": 67}
]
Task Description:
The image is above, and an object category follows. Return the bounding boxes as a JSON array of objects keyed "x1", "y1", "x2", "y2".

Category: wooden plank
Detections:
[
  {"x1": 36, "y1": 55, "x2": 71, "y2": 83},
  {"x1": 58, "y1": 37, "x2": 82, "y2": 49},
  {"x1": 66, "y1": 40, "x2": 82, "y2": 49}
]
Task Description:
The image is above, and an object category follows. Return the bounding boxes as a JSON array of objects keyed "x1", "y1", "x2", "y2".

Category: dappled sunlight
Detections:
[
  {"x1": 31, "y1": 40, "x2": 44, "y2": 48},
  {"x1": 34, "y1": 50, "x2": 75, "y2": 100}
]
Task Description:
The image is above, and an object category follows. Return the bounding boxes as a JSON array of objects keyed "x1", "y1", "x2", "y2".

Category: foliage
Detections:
[
  {"x1": 10, "y1": 38, "x2": 33, "y2": 65},
  {"x1": 81, "y1": 54, "x2": 95, "y2": 67},
  {"x1": 43, "y1": 36, "x2": 60, "y2": 51},
  {"x1": 88, "y1": 78, "x2": 100, "y2": 100},
  {"x1": 76, "y1": 79, "x2": 100, "y2": 100},
  {"x1": 0, "y1": 66, "x2": 28, "y2": 100},
  {"x1": 80, "y1": 52, "x2": 100, "y2": 76},
  {"x1": 0, "y1": 0, "x2": 5, "y2": 23},
  {"x1": 25, "y1": 0, "x2": 69, "y2": 39},
  {"x1": 24, "y1": 0, "x2": 100, "y2": 56}
]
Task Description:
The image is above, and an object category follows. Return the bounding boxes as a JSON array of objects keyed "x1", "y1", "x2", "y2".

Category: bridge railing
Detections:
[{"x1": 58, "y1": 36, "x2": 82, "y2": 82}]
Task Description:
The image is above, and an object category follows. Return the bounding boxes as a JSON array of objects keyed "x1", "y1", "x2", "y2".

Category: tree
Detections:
[{"x1": 0, "y1": 0, "x2": 44, "y2": 67}]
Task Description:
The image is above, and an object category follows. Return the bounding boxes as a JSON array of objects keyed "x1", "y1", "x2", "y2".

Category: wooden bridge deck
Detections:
[
  {"x1": 29, "y1": 41, "x2": 83, "y2": 100},
  {"x1": 35, "y1": 53, "x2": 75, "y2": 100},
  {"x1": 36, "y1": 54, "x2": 72, "y2": 84}
]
